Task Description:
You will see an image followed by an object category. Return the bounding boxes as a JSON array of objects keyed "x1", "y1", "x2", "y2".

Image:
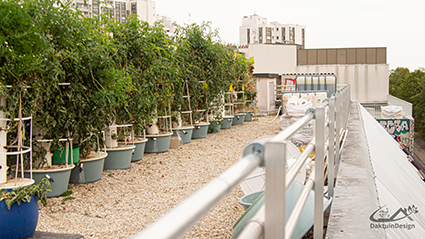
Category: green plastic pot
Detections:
[{"x1": 52, "y1": 145, "x2": 80, "y2": 165}]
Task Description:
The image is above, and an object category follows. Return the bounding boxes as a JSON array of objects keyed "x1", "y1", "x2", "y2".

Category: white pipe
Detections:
[
  {"x1": 285, "y1": 172, "x2": 315, "y2": 239},
  {"x1": 285, "y1": 141, "x2": 315, "y2": 189},
  {"x1": 237, "y1": 204, "x2": 265, "y2": 239}
]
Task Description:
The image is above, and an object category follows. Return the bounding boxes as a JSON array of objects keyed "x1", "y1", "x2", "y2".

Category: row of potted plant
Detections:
[{"x1": 0, "y1": 0, "x2": 257, "y2": 237}]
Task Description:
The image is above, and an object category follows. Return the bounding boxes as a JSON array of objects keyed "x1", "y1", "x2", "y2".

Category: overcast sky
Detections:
[{"x1": 156, "y1": 0, "x2": 424, "y2": 71}]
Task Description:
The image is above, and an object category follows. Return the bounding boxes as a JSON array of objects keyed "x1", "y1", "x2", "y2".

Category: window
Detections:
[
  {"x1": 266, "y1": 27, "x2": 272, "y2": 43},
  {"x1": 247, "y1": 28, "x2": 250, "y2": 44},
  {"x1": 290, "y1": 27, "x2": 295, "y2": 44},
  {"x1": 302, "y1": 28, "x2": 305, "y2": 48},
  {"x1": 282, "y1": 27, "x2": 286, "y2": 42},
  {"x1": 258, "y1": 27, "x2": 263, "y2": 43},
  {"x1": 131, "y1": 3, "x2": 137, "y2": 14}
]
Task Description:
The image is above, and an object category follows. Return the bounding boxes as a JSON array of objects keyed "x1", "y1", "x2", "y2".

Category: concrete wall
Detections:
[
  {"x1": 131, "y1": 0, "x2": 156, "y2": 25},
  {"x1": 296, "y1": 64, "x2": 389, "y2": 103},
  {"x1": 388, "y1": 95, "x2": 413, "y2": 116},
  {"x1": 243, "y1": 44, "x2": 298, "y2": 74},
  {"x1": 298, "y1": 48, "x2": 387, "y2": 65},
  {"x1": 241, "y1": 44, "x2": 390, "y2": 104}
]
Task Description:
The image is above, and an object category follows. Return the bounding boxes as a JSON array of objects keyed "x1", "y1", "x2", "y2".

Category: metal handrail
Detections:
[
  {"x1": 285, "y1": 171, "x2": 315, "y2": 239},
  {"x1": 133, "y1": 154, "x2": 263, "y2": 239},
  {"x1": 133, "y1": 84, "x2": 351, "y2": 239},
  {"x1": 241, "y1": 85, "x2": 350, "y2": 239}
]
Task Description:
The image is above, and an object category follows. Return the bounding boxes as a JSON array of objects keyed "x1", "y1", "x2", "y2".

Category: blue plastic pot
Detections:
[{"x1": 0, "y1": 195, "x2": 39, "y2": 239}]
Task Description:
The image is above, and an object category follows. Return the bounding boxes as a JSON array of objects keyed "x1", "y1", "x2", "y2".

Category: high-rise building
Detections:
[
  {"x1": 72, "y1": 0, "x2": 156, "y2": 25},
  {"x1": 239, "y1": 14, "x2": 306, "y2": 48}
]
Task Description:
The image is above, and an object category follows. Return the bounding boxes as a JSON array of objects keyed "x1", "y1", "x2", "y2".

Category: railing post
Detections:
[
  {"x1": 328, "y1": 97, "x2": 336, "y2": 198},
  {"x1": 265, "y1": 141, "x2": 286, "y2": 239},
  {"x1": 314, "y1": 106, "x2": 325, "y2": 239},
  {"x1": 335, "y1": 92, "x2": 341, "y2": 174},
  {"x1": 345, "y1": 86, "x2": 351, "y2": 127}
]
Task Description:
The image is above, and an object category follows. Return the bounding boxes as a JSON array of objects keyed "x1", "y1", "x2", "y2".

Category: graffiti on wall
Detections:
[
  {"x1": 378, "y1": 119, "x2": 410, "y2": 135},
  {"x1": 378, "y1": 119, "x2": 414, "y2": 152}
]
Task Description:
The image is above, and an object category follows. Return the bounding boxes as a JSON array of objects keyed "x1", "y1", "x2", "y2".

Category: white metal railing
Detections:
[{"x1": 133, "y1": 85, "x2": 351, "y2": 239}]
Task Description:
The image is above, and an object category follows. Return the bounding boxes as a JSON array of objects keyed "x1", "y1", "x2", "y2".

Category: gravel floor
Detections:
[{"x1": 36, "y1": 117, "x2": 281, "y2": 238}]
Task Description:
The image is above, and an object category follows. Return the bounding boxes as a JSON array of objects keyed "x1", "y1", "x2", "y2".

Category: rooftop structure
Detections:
[
  {"x1": 239, "y1": 14, "x2": 305, "y2": 48},
  {"x1": 155, "y1": 14, "x2": 176, "y2": 36}
]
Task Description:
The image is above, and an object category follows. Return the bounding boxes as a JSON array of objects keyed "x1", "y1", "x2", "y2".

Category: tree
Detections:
[{"x1": 389, "y1": 67, "x2": 425, "y2": 137}]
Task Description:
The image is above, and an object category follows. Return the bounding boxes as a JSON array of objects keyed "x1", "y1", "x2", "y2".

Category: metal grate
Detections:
[{"x1": 361, "y1": 103, "x2": 388, "y2": 118}]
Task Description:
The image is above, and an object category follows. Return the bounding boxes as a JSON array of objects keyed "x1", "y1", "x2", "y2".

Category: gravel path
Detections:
[{"x1": 36, "y1": 117, "x2": 281, "y2": 238}]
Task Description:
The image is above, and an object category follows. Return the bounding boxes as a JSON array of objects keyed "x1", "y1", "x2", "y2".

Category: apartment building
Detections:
[
  {"x1": 239, "y1": 14, "x2": 305, "y2": 48},
  {"x1": 72, "y1": 0, "x2": 156, "y2": 25}
]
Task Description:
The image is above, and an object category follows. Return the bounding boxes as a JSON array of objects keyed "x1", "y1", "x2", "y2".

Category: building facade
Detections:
[
  {"x1": 155, "y1": 15, "x2": 176, "y2": 36},
  {"x1": 239, "y1": 44, "x2": 389, "y2": 111},
  {"x1": 72, "y1": 0, "x2": 156, "y2": 25},
  {"x1": 239, "y1": 14, "x2": 305, "y2": 48}
]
